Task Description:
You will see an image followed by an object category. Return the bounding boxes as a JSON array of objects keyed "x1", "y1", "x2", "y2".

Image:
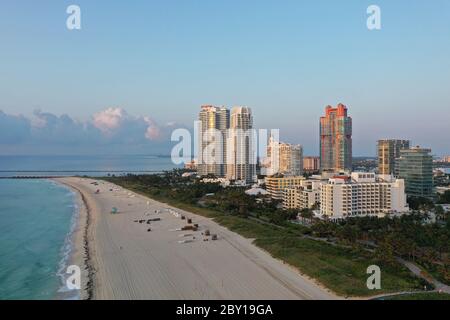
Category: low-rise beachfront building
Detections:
[
  {"x1": 320, "y1": 172, "x2": 409, "y2": 220},
  {"x1": 282, "y1": 180, "x2": 322, "y2": 210},
  {"x1": 283, "y1": 187, "x2": 301, "y2": 209},
  {"x1": 184, "y1": 159, "x2": 197, "y2": 170},
  {"x1": 265, "y1": 176, "x2": 305, "y2": 200}
]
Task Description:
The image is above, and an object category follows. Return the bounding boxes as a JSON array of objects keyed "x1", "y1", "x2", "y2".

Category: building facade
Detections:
[
  {"x1": 303, "y1": 156, "x2": 320, "y2": 172},
  {"x1": 265, "y1": 176, "x2": 305, "y2": 200},
  {"x1": 320, "y1": 104, "x2": 352, "y2": 173},
  {"x1": 198, "y1": 105, "x2": 229, "y2": 177},
  {"x1": 320, "y1": 173, "x2": 409, "y2": 219},
  {"x1": 395, "y1": 146, "x2": 434, "y2": 199},
  {"x1": 266, "y1": 137, "x2": 303, "y2": 176},
  {"x1": 282, "y1": 180, "x2": 322, "y2": 210},
  {"x1": 280, "y1": 143, "x2": 303, "y2": 176},
  {"x1": 226, "y1": 106, "x2": 256, "y2": 184},
  {"x1": 377, "y1": 139, "x2": 410, "y2": 175}
]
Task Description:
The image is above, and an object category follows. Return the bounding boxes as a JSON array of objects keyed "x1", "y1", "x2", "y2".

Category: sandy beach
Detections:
[{"x1": 55, "y1": 177, "x2": 338, "y2": 300}]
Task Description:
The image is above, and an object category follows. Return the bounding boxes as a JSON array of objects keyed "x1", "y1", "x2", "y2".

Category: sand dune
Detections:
[{"x1": 56, "y1": 177, "x2": 338, "y2": 300}]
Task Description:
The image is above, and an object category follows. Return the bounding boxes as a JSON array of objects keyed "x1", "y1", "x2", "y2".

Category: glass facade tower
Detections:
[{"x1": 395, "y1": 146, "x2": 433, "y2": 198}]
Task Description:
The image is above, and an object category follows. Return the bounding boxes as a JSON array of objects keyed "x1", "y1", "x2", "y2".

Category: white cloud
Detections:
[
  {"x1": 93, "y1": 107, "x2": 127, "y2": 134},
  {"x1": 0, "y1": 108, "x2": 179, "y2": 154},
  {"x1": 143, "y1": 116, "x2": 161, "y2": 140}
]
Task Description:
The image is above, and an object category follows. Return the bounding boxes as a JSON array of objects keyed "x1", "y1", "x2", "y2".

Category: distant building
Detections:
[
  {"x1": 266, "y1": 137, "x2": 303, "y2": 176},
  {"x1": 265, "y1": 176, "x2": 305, "y2": 200},
  {"x1": 303, "y1": 156, "x2": 320, "y2": 173},
  {"x1": 377, "y1": 139, "x2": 410, "y2": 175},
  {"x1": 198, "y1": 105, "x2": 229, "y2": 177},
  {"x1": 184, "y1": 159, "x2": 197, "y2": 170},
  {"x1": 282, "y1": 180, "x2": 322, "y2": 210},
  {"x1": 181, "y1": 172, "x2": 197, "y2": 178},
  {"x1": 226, "y1": 106, "x2": 256, "y2": 184},
  {"x1": 396, "y1": 146, "x2": 434, "y2": 199},
  {"x1": 280, "y1": 143, "x2": 303, "y2": 176},
  {"x1": 443, "y1": 156, "x2": 450, "y2": 163},
  {"x1": 320, "y1": 173, "x2": 409, "y2": 219},
  {"x1": 320, "y1": 104, "x2": 352, "y2": 173}
]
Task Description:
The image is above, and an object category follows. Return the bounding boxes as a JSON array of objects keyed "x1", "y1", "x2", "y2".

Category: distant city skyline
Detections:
[{"x1": 0, "y1": 1, "x2": 449, "y2": 156}]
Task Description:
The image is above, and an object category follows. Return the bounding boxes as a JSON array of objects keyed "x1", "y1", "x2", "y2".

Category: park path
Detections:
[{"x1": 397, "y1": 258, "x2": 450, "y2": 294}]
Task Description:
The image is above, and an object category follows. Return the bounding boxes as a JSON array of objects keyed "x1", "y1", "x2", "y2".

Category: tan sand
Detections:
[{"x1": 55, "y1": 177, "x2": 338, "y2": 300}]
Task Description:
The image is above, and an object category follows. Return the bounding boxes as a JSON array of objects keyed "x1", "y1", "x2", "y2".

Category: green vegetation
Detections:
[
  {"x1": 102, "y1": 170, "x2": 447, "y2": 297},
  {"x1": 383, "y1": 292, "x2": 450, "y2": 300},
  {"x1": 407, "y1": 196, "x2": 435, "y2": 211},
  {"x1": 255, "y1": 238, "x2": 424, "y2": 297},
  {"x1": 310, "y1": 215, "x2": 450, "y2": 285},
  {"x1": 438, "y1": 190, "x2": 450, "y2": 204}
]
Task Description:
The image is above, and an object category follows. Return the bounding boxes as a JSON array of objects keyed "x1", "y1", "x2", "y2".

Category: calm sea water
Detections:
[
  {"x1": 0, "y1": 155, "x2": 180, "y2": 177},
  {"x1": 0, "y1": 179, "x2": 76, "y2": 300},
  {"x1": 0, "y1": 155, "x2": 179, "y2": 300}
]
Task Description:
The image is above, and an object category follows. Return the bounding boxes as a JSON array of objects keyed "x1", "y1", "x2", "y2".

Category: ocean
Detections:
[
  {"x1": 0, "y1": 179, "x2": 77, "y2": 300},
  {"x1": 0, "y1": 155, "x2": 179, "y2": 177},
  {"x1": 0, "y1": 155, "x2": 179, "y2": 300}
]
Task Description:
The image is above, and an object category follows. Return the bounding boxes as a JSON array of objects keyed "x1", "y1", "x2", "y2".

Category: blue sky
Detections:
[{"x1": 0, "y1": 0, "x2": 449, "y2": 156}]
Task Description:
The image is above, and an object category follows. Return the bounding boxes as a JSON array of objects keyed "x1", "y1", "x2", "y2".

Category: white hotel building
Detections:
[{"x1": 320, "y1": 172, "x2": 409, "y2": 219}]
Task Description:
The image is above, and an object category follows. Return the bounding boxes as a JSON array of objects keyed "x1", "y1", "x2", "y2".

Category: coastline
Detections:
[
  {"x1": 53, "y1": 178, "x2": 94, "y2": 300},
  {"x1": 54, "y1": 177, "x2": 337, "y2": 300}
]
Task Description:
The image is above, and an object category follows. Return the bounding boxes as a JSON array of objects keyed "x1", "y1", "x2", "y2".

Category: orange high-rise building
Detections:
[{"x1": 320, "y1": 104, "x2": 352, "y2": 172}]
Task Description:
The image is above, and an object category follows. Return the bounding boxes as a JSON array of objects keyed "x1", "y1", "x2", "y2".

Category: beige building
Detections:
[
  {"x1": 226, "y1": 106, "x2": 256, "y2": 184},
  {"x1": 198, "y1": 105, "x2": 229, "y2": 177},
  {"x1": 377, "y1": 139, "x2": 410, "y2": 175},
  {"x1": 320, "y1": 172, "x2": 409, "y2": 219},
  {"x1": 303, "y1": 156, "x2": 320, "y2": 172},
  {"x1": 282, "y1": 180, "x2": 322, "y2": 210},
  {"x1": 265, "y1": 176, "x2": 305, "y2": 200}
]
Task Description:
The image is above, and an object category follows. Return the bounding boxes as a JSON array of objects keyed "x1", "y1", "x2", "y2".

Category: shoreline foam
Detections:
[
  {"x1": 52, "y1": 179, "x2": 92, "y2": 300},
  {"x1": 55, "y1": 187, "x2": 80, "y2": 300}
]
